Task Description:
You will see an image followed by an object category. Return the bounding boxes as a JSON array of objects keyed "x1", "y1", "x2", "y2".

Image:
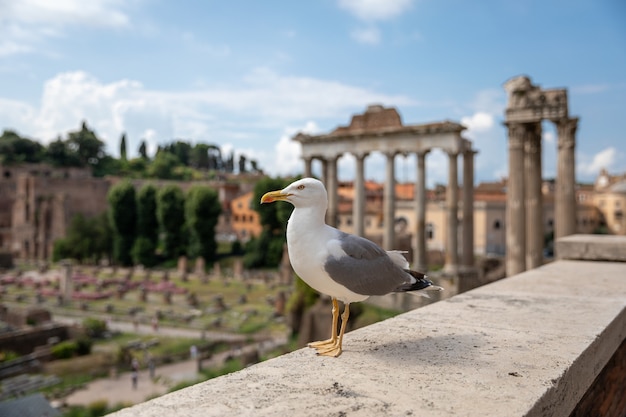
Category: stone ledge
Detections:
[
  {"x1": 556, "y1": 234, "x2": 626, "y2": 262},
  {"x1": 108, "y1": 259, "x2": 626, "y2": 417}
]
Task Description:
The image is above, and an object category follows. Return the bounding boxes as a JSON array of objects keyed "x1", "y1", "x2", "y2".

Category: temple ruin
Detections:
[
  {"x1": 503, "y1": 76, "x2": 578, "y2": 276},
  {"x1": 293, "y1": 104, "x2": 476, "y2": 274}
]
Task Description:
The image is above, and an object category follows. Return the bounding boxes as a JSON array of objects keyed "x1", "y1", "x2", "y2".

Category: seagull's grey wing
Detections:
[{"x1": 324, "y1": 232, "x2": 410, "y2": 296}]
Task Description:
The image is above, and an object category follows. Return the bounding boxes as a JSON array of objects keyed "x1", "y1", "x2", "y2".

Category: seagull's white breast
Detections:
[{"x1": 286, "y1": 209, "x2": 369, "y2": 304}]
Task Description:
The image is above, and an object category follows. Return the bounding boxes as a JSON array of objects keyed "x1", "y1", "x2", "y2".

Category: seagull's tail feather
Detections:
[{"x1": 396, "y1": 269, "x2": 444, "y2": 295}]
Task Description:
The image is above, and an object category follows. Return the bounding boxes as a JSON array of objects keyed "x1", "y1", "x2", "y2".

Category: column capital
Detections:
[
  {"x1": 415, "y1": 149, "x2": 431, "y2": 158},
  {"x1": 507, "y1": 123, "x2": 527, "y2": 149},
  {"x1": 556, "y1": 117, "x2": 578, "y2": 150},
  {"x1": 524, "y1": 133, "x2": 541, "y2": 154},
  {"x1": 352, "y1": 151, "x2": 370, "y2": 160}
]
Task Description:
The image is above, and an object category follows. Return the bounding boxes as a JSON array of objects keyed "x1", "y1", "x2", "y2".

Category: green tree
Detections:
[
  {"x1": 92, "y1": 154, "x2": 123, "y2": 177},
  {"x1": 189, "y1": 144, "x2": 210, "y2": 169},
  {"x1": 138, "y1": 140, "x2": 148, "y2": 160},
  {"x1": 185, "y1": 186, "x2": 221, "y2": 262},
  {"x1": 45, "y1": 137, "x2": 81, "y2": 167},
  {"x1": 52, "y1": 212, "x2": 112, "y2": 263},
  {"x1": 157, "y1": 185, "x2": 186, "y2": 259},
  {"x1": 0, "y1": 130, "x2": 45, "y2": 164},
  {"x1": 67, "y1": 121, "x2": 106, "y2": 167},
  {"x1": 251, "y1": 177, "x2": 294, "y2": 233},
  {"x1": 108, "y1": 181, "x2": 137, "y2": 266},
  {"x1": 133, "y1": 184, "x2": 158, "y2": 266},
  {"x1": 244, "y1": 176, "x2": 295, "y2": 268},
  {"x1": 148, "y1": 151, "x2": 181, "y2": 179},
  {"x1": 120, "y1": 133, "x2": 127, "y2": 161},
  {"x1": 162, "y1": 140, "x2": 192, "y2": 166}
]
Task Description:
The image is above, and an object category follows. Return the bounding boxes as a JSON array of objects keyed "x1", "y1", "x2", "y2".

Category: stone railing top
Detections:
[
  {"x1": 556, "y1": 233, "x2": 626, "y2": 262},
  {"x1": 109, "y1": 238, "x2": 626, "y2": 417}
]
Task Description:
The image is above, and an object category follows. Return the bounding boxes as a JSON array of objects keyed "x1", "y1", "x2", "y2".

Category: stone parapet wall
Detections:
[{"x1": 109, "y1": 235, "x2": 626, "y2": 417}]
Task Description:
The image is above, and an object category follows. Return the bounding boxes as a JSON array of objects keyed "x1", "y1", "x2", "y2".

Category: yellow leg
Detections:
[
  {"x1": 308, "y1": 298, "x2": 339, "y2": 349},
  {"x1": 317, "y1": 303, "x2": 350, "y2": 357}
]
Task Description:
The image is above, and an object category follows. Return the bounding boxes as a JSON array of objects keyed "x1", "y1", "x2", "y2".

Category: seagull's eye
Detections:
[{"x1": 297, "y1": 185, "x2": 305, "y2": 190}]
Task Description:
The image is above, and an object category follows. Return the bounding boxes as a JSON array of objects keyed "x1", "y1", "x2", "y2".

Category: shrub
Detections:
[
  {"x1": 88, "y1": 399, "x2": 109, "y2": 417},
  {"x1": 83, "y1": 317, "x2": 107, "y2": 338},
  {"x1": 75, "y1": 337, "x2": 93, "y2": 356},
  {"x1": 51, "y1": 340, "x2": 78, "y2": 359}
]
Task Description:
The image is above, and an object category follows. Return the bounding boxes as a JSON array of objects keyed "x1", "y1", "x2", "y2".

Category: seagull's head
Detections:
[{"x1": 260, "y1": 177, "x2": 327, "y2": 208}]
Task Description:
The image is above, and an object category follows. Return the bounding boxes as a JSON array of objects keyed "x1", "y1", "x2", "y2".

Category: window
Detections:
[
  {"x1": 426, "y1": 223, "x2": 434, "y2": 240},
  {"x1": 493, "y1": 220, "x2": 501, "y2": 230}
]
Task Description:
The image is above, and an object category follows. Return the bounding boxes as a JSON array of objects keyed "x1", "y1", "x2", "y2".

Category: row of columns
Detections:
[
  {"x1": 505, "y1": 118, "x2": 578, "y2": 276},
  {"x1": 303, "y1": 150, "x2": 476, "y2": 273}
]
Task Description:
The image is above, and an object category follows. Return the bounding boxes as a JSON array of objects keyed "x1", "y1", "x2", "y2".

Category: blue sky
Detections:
[{"x1": 1, "y1": 0, "x2": 624, "y2": 186}]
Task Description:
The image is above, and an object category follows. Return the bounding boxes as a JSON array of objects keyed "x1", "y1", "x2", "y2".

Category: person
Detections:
[
  {"x1": 190, "y1": 345, "x2": 198, "y2": 360},
  {"x1": 148, "y1": 356, "x2": 155, "y2": 379},
  {"x1": 131, "y1": 370, "x2": 138, "y2": 389}
]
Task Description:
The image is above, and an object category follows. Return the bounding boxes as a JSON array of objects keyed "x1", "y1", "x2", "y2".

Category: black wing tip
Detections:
[{"x1": 399, "y1": 269, "x2": 439, "y2": 292}]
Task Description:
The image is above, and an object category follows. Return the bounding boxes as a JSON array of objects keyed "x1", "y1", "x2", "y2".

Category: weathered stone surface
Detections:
[
  {"x1": 108, "y1": 257, "x2": 626, "y2": 417},
  {"x1": 556, "y1": 234, "x2": 626, "y2": 262}
]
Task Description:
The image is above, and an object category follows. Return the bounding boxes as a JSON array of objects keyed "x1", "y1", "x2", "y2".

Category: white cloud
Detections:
[
  {"x1": 461, "y1": 112, "x2": 494, "y2": 133},
  {"x1": 543, "y1": 130, "x2": 555, "y2": 144},
  {"x1": 3, "y1": 0, "x2": 130, "y2": 27},
  {"x1": 456, "y1": 89, "x2": 508, "y2": 184},
  {"x1": 0, "y1": 0, "x2": 131, "y2": 57},
  {"x1": 338, "y1": 0, "x2": 413, "y2": 21},
  {"x1": 469, "y1": 88, "x2": 505, "y2": 115},
  {"x1": 273, "y1": 132, "x2": 303, "y2": 176},
  {"x1": 350, "y1": 26, "x2": 381, "y2": 45},
  {"x1": 0, "y1": 69, "x2": 415, "y2": 177},
  {"x1": 578, "y1": 147, "x2": 618, "y2": 176}
]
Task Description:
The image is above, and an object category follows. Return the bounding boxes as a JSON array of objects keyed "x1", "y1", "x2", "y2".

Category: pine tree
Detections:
[{"x1": 120, "y1": 133, "x2": 127, "y2": 161}]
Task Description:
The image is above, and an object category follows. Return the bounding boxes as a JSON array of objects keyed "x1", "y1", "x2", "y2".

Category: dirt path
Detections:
[{"x1": 63, "y1": 358, "x2": 199, "y2": 407}]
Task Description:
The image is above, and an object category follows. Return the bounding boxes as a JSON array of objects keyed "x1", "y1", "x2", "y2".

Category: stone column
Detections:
[
  {"x1": 303, "y1": 157, "x2": 313, "y2": 178},
  {"x1": 444, "y1": 152, "x2": 459, "y2": 273},
  {"x1": 525, "y1": 123, "x2": 543, "y2": 270},
  {"x1": 462, "y1": 150, "x2": 476, "y2": 268},
  {"x1": 353, "y1": 152, "x2": 368, "y2": 237},
  {"x1": 506, "y1": 123, "x2": 526, "y2": 276},
  {"x1": 320, "y1": 158, "x2": 328, "y2": 185},
  {"x1": 414, "y1": 150, "x2": 428, "y2": 272},
  {"x1": 555, "y1": 117, "x2": 578, "y2": 240},
  {"x1": 326, "y1": 156, "x2": 339, "y2": 228},
  {"x1": 383, "y1": 152, "x2": 396, "y2": 250}
]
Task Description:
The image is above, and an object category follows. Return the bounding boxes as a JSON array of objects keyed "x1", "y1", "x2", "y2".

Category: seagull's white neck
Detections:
[
  {"x1": 289, "y1": 203, "x2": 326, "y2": 227},
  {"x1": 286, "y1": 203, "x2": 329, "y2": 246}
]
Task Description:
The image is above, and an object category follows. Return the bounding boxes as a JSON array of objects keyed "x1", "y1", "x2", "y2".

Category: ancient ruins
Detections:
[
  {"x1": 293, "y1": 104, "x2": 476, "y2": 274},
  {"x1": 503, "y1": 76, "x2": 578, "y2": 275}
]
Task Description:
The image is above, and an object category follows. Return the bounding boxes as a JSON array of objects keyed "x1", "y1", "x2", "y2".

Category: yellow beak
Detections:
[{"x1": 260, "y1": 190, "x2": 291, "y2": 204}]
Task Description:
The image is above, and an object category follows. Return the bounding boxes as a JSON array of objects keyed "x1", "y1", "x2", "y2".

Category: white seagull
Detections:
[{"x1": 261, "y1": 177, "x2": 442, "y2": 357}]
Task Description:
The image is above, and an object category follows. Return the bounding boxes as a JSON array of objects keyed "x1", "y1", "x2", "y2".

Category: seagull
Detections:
[{"x1": 261, "y1": 177, "x2": 442, "y2": 357}]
